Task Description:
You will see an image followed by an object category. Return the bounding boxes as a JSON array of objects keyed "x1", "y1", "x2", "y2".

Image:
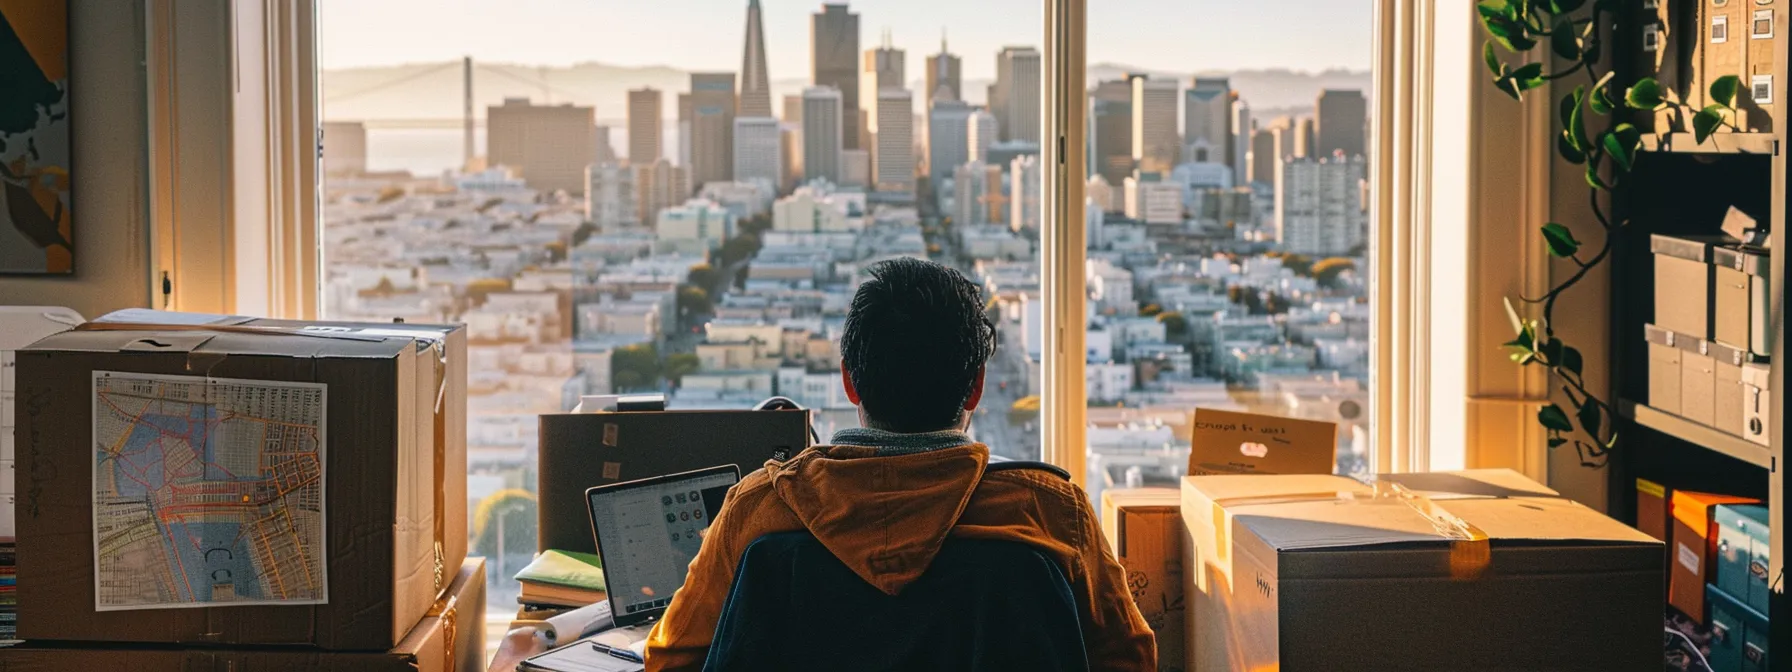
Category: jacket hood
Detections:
[{"x1": 765, "y1": 443, "x2": 989, "y2": 595}]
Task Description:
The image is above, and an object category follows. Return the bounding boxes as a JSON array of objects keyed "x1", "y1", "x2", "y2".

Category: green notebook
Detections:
[{"x1": 514, "y1": 549, "x2": 607, "y2": 591}]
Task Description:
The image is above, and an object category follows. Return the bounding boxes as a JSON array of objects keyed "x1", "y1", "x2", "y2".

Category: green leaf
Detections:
[
  {"x1": 1626, "y1": 78, "x2": 1665, "y2": 110},
  {"x1": 1540, "y1": 337, "x2": 1564, "y2": 364},
  {"x1": 1496, "y1": 76, "x2": 1524, "y2": 100},
  {"x1": 1693, "y1": 105, "x2": 1726, "y2": 144},
  {"x1": 1548, "y1": 437, "x2": 1569, "y2": 449},
  {"x1": 1502, "y1": 63, "x2": 1547, "y2": 100},
  {"x1": 1550, "y1": 19, "x2": 1582, "y2": 61},
  {"x1": 1548, "y1": 0, "x2": 1585, "y2": 12},
  {"x1": 1483, "y1": 41, "x2": 1502, "y2": 77},
  {"x1": 1558, "y1": 91, "x2": 1578, "y2": 134},
  {"x1": 1558, "y1": 132, "x2": 1586, "y2": 164},
  {"x1": 1539, "y1": 404, "x2": 1575, "y2": 432},
  {"x1": 1560, "y1": 345, "x2": 1583, "y2": 376},
  {"x1": 1710, "y1": 75, "x2": 1741, "y2": 108},
  {"x1": 1585, "y1": 153, "x2": 1611, "y2": 189},
  {"x1": 1602, "y1": 124, "x2": 1640, "y2": 173},
  {"x1": 1540, "y1": 223, "x2": 1581, "y2": 257},
  {"x1": 1568, "y1": 85, "x2": 1590, "y2": 152},
  {"x1": 1589, "y1": 71, "x2": 1617, "y2": 115},
  {"x1": 1479, "y1": 2, "x2": 1538, "y2": 51},
  {"x1": 1577, "y1": 400, "x2": 1603, "y2": 439}
]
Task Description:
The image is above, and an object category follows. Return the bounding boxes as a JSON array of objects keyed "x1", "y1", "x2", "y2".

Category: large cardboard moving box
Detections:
[
  {"x1": 1101, "y1": 488, "x2": 1185, "y2": 672},
  {"x1": 14, "y1": 319, "x2": 466, "y2": 650},
  {"x1": 1181, "y1": 469, "x2": 1662, "y2": 671},
  {"x1": 0, "y1": 557, "x2": 488, "y2": 671}
]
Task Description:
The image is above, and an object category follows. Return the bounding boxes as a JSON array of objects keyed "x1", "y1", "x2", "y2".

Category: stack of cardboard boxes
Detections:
[
  {"x1": 1650, "y1": 234, "x2": 1772, "y2": 446},
  {"x1": 1639, "y1": 479, "x2": 1772, "y2": 670},
  {"x1": 1150, "y1": 409, "x2": 1664, "y2": 671},
  {"x1": 2, "y1": 311, "x2": 484, "y2": 671},
  {"x1": 1637, "y1": 0, "x2": 1778, "y2": 134}
]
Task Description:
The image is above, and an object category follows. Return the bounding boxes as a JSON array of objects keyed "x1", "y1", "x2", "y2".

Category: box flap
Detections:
[
  {"x1": 27, "y1": 327, "x2": 412, "y2": 359},
  {"x1": 1371, "y1": 468, "x2": 1559, "y2": 499}
]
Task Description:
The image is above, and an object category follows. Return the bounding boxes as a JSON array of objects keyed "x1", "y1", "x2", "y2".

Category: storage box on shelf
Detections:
[
  {"x1": 1708, "y1": 583, "x2": 1772, "y2": 672},
  {"x1": 1644, "y1": 323, "x2": 1768, "y2": 446},
  {"x1": 0, "y1": 558, "x2": 488, "y2": 672},
  {"x1": 1715, "y1": 503, "x2": 1773, "y2": 615},
  {"x1": 12, "y1": 312, "x2": 468, "y2": 650},
  {"x1": 1672, "y1": 490, "x2": 1762, "y2": 623}
]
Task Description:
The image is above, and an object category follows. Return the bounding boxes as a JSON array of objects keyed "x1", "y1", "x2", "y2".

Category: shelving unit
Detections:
[{"x1": 1608, "y1": 6, "x2": 1787, "y2": 669}]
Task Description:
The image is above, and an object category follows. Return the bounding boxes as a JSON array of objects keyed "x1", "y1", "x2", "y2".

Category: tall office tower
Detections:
[
  {"x1": 781, "y1": 94, "x2": 805, "y2": 190},
  {"x1": 928, "y1": 98, "x2": 974, "y2": 181},
  {"x1": 874, "y1": 88, "x2": 915, "y2": 193},
  {"x1": 592, "y1": 125, "x2": 616, "y2": 164},
  {"x1": 1249, "y1": 127, "x2": 1279, "y2": 185},
  {"x1": 1131, "y1": 76, "x2": 1179, "y2": 173},
  {"x1": 812, "y1": 3, "x2": 861, "y2": 150},
  {"x1": 739, "y1": 0, "x2": 773, "y2": 117},
  {"x1": 627, "y1": 88, "x2": 663, "y2": 165},
  {"x1": 802, "y1": 86, "x2": 845, "y2": 184},
  {"x1": 841, "y1": 149, "x2": 871, "y2": 187},
  {"x1": 733, "y1": 116, "x2": 782, "y2": 189},
  {"x1": 1010, "y1": 155, "x2": 1041, "y2": 232},
  {"x1": 586, "y1": 162, "x2": 639, "y2": 229},
  {"x1": 635, "y1": 158, "x2": 692, "y2": 224},
  {"x1": 1184, "y1": 77, "x2": 1232, "y2": 165},
  {"x1": 690, "y1": 73, "x2": 738, "y2": 186},
  {"x1": 1276, "y1": 153, "x2": 1368, "y2": 255},
  {"x1": 678, "y1": 92, "x2": 694, "y2": 167},
  {"x1": 1295, "y1": 117, "x2": 1317, "y2": 158},
  {"x1": 951, "y1": 161, "x2": 990, "y2": 226},
  {"x1": 926, "y1": 32, "x2": 962, "y2": 106},
  {"x1": 1232, "y1": 101, "x2": 1252, "y2": 187},
  {"x1": 968, "y1": 109, "x2": 998, "y2": 163},
  {"x1": 863, "y1": 33, "x2": 905, "y2": 131},
  {"x1": 1316, "y1": 89, "x2": 1368, "y2": 158},
  {"x1": 992, "y1": 47, "x2": 1042, "y2": 142},
  {"x1": 1264, "y1": 115, "x2": 1297, "y2": 161},
  {"x1": 487, "y1": 98, "x2": 596, "y2": 195},
  {"x1": 1089, "y1": 80, "x2": 1134, "y2": 185}
]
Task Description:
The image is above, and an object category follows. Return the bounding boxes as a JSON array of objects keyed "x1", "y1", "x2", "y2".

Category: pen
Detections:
[{"x1": 591, "y1": 641, "x2": 646, "y2": 664}]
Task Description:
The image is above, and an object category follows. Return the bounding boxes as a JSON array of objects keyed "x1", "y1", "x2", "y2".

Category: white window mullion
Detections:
[{"x1": 1041, "y1": 0, "x2": 1089, "y2": 485}]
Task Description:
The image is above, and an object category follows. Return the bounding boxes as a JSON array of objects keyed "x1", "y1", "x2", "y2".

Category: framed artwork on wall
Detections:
[{"x1": 0, "y1": 0, "x2": 72, "y2": 275}]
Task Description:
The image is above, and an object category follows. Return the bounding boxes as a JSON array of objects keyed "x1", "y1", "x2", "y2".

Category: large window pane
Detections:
[
  {"x1": 319, "y1": 0, "x2": 1043, "y2": 631},
  {"x1": 1082, "y1": 1, "x2": 1375, "y2": 503}
]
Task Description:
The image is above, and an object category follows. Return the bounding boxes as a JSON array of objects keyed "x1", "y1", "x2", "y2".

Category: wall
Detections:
[{"x1": 0, "y1": 0, "x2": 151, "y2": 318}]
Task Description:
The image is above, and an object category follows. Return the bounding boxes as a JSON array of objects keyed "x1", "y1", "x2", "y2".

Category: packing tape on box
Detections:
[
  {"x1": 1210, "y1": 481, "x2": 1492, "y2": 580},
  {"x1": 74, "y1": 321, "x2": 455, "y2": 591},
  {"x1": 428, "y1": 586, "x2": 460, "y2": 672}
]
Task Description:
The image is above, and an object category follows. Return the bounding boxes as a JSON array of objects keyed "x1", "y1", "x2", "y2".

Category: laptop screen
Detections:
[{"x1": 587, "y1": 467, "x2": 740, "y2": 621}]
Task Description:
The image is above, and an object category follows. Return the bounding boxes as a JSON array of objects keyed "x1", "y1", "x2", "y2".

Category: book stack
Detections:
[
  {"x1": 0, "y1": 537, "x2": 15, "y2": 641},
  {"x1": 516, "y1": 549, "x2": 608, "y2": 609}
]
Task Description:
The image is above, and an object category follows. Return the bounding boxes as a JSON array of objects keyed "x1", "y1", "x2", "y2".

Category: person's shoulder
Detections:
[{"x1": 976, "y1": 462, "x2": 1088, "y2": 510}]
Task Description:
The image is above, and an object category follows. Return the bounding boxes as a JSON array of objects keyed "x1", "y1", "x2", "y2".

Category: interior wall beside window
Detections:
[{"x1": 0, "y1": 0, "x2": 153, "y2": 316}]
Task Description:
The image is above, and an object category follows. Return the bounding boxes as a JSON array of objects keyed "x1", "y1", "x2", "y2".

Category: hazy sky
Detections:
[{"x1": 319, "y1": 0, "x2": 1372, "y2": 77}]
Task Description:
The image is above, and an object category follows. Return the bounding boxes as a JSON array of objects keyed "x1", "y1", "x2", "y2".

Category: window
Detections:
[
  {"x1": 1080, "y1": 1, "x2": 1375, "y2": 503},
  {"x1": 318, "y1": 0, "x2": 1043, "y2": 623}
]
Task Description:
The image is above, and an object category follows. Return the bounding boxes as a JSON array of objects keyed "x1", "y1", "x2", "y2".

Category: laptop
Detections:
[{"x1": 586, "y1": 464, "x2": 743, "y2": 630}]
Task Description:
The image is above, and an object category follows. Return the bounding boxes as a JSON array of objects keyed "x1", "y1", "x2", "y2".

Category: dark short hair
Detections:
[{"x1": 840, "y1": 258, "x2": 995, "y2": 432}]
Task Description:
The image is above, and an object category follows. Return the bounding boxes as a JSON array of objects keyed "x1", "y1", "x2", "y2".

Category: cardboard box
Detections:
[
  {"x1": 1653, "y1": 235, "x2": 1715, "y2": 339},
  {"x1": 1713, "y1": 503, "x2": 1771, "y2": 614},
  {"x1": 1101, "y1": 488, "x2": 1185, "y2": 672},
  {"x1": 1637, "y1": 478, "x2": 1672, "y2": 543},
  {"x1": 1711, "y1": 246, "x2": 1770, "y2": 357},
  {"x1": 1649, "y1": 325, "x2": 1686, "y2": 413},
  {"x1": 1182, "y1": 469, "x2": 1662, "y2": 671},
  {"x1": 1714, "y1": 343, "x2": 1746, "y2": 438},
  {"x1": 1706, "y1": 583, "x2": 1771, "y2": 672},
  {"x1": 14, "y1": 321, "x2": 463, "y2": 650},
  {"x1": 1669, "y1": 489, "x2": 1759, "y2": 621},
  {"x1": 0, "y1": 557, "x2": 488, "y2": 671},
  {"x1": 1186, "y1": 408, "x2": 1336, "y2": 476}
]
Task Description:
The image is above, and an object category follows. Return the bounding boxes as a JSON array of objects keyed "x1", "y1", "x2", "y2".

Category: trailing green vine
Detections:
[{"x1": 1478, "y1": 0, "x2": 1742, "y2": 466}]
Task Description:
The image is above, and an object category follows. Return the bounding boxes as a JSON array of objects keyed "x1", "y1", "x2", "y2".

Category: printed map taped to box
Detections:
[{"x1": 92, "y1": 371, "x2": 327, "y2": 610}]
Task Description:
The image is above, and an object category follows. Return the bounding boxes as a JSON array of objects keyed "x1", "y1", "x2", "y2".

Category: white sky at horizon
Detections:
[{"x1": 318, "y1": 0, "x2": 1373, "y2": 78}]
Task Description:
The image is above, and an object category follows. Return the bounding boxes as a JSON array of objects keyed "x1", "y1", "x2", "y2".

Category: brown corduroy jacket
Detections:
[{"x1": 644, "y1": 442, "x2": 1157, "y2": 671}]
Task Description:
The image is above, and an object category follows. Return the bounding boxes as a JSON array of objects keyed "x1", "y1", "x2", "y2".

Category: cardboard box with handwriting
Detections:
[{"x1": 1187, "y1": 408, "x2": 1338, "y2": 476}]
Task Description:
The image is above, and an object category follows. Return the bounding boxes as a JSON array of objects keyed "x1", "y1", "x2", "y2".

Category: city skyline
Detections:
[{"x1": 318, "y1": 0, "x2": 1373, "y2": 78}]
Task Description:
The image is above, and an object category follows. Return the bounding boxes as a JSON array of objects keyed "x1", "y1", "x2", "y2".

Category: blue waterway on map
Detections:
[{"x1": 167, "y1": 520, "x2": 265, "y2": 602}]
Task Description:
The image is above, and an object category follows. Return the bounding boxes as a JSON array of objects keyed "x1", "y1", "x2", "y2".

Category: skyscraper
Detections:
[
  {"x1": 874, "y1": 88, "x2": 915, "y2": 193},
  {"x1": 968, "y1": 109, "x2": 998, "y2": 163},
  {"x1": 678, "y1": 92, "x2": 693, "y2": 167},
  {"x1": 781, "y1": 94, "x2": 805, "y2": 190},
  {"x1": 1249, "y1": 127, "x2": 1279, "y2": 185},
  {"x1": 487, "y1": 97, "x2": 596, "y2": 195},
  {"x1": 802, "y1": 86, "x2": 845, "y2": 184},
  {"x1": 733, "y1": 116, "x2": 782, "y2": 188},
  {"x1": 690, "y1": 73, "x2": 737, "y2": 186},
  {"x1": 1276, "y1": 153, "x2": 1367, "y2": 255},
  {"x1": 812, "y1": 4, "x2": 861, "y2": 150},
  {"x1": 1316, "y1": 89, "x2": 1368, "y2": 158},
  {"x1": 1184, "y1": 78, "x2": 1231, "y2": 165},
  {"x1": 993, "y1": 47, "x2": 1042, "y2": 143},
  {"x1": 739, "y1": 0, "x2": 773, "y2": 117},
  {"x1": 863, "y1": 33, "x2": 905, "y2": 129},
  {"x1": 1296, "y1": 117, "x2": 1317, "y2": 158},
  {"x1": 926, "y1": 32, "x2": 962, "y2": 106},
  {"x1": 635, "y1": 158, "x2": 691, "y2": 223},
  {"x1": 1131, "y1": 76, "x2": 1179, "y2": 173},
  {"x1": 586, "y1": 162, "x2": 638, "y2": 229},
  {"x1": 1010, "y1": 155, "x2": 1041, "y2": 232},
  {"x1": 627, "y1": 88, "x2": 663, "y2": 165},
  {"x1": 1089, "y1": 80, "x2": 1134, "y2": 185},
  {"x1": 928, "y1": 98, "x2": 974, "y2": 181},
  {"x1": 1232, "y1": 101, "x2": 1252, "y2": 187}
]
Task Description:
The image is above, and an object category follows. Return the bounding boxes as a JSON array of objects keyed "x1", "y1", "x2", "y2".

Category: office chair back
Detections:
[{"x1": 702, "y1": 465, "x2": 1089, "y2": 672}]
